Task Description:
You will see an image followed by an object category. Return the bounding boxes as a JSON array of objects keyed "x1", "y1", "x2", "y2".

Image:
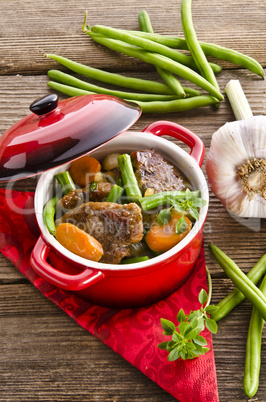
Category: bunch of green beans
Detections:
[
  {"x1": 46, "y1": 4, "x2": 264, "y2": 114},
  {"x1": 209, "y1": 244, "x2": 266, "y2": 397},
  {"x1": 85, "y1": 31, "x2": 224, "y2": 101}
]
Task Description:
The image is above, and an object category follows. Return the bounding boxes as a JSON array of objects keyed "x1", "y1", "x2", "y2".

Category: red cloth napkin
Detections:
[{"x1": 0, "y1": 188, "x2": 219, "y2": 402}]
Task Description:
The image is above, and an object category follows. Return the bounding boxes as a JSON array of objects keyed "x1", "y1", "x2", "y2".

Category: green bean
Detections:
[
  {"x1": 211, "y1": 253, "x2": 266, "y2": 322},
  {"x1": 140, "y1": 190, "x2": 200, "y2": 210},
  {"x1": 133, "y1": 95, "x2": 218, "y2": 113},
  {"x1": 48, "y1": 70, "x2": 184, "y2": 101},
  {"x1": 48, "y1": 81, "x2": 95, "y2": 96},
  {"x1": 55, "y1": 171, "x2": 76, "y2": 195},
  {"x1": 89, "y1": 24, "x2": 221, "y2": 75},
  {"x1": 47, "y1": 79, "x2": 200, "y2": 101},
  {"x1": 209, "y1": 244, "x2": 266, "y2": 321},
  {"x1": 47, "y1": 81, "x2": 216, "y2": 113},
  {"x1": 43, "y1": 196, "x2": 59, "y2": 235},
  {"x1": 181, "y1": 0, "x2": 220, "y2": 92},
  {"x1": 182, "y1": 84, "x2": 202, "y2": 97},
  {"x1": 44, "y1": 172, "x2": 76, "y2": 234},
  {"x1": 120, "y1": 256, "x2": 150, "y2": 264},
  {"x1": 117, "y1": 154, "x2": 142, "y2": 202},
  {"x1": 84, "y1": 31, "x2": 224, "y2": 100},
  {"x1": 124, "y1": 31, "x2": 264, "y2": 79},
  {"x1": 153, "y1": 67, "x2": 186, "y2": 98},
  {"x1": 198, "y1": 42, "x2": 264, "y2": 80},
  {"x1": 138, "y1": 10, "x2": 186, "y2": 98},
  {"x1": 138, "y1": 9, "x2": 153, "y2": 33},
  {"x1": 106, "y1": 184, "x2": 124, "y2": 203},
  {"x1": 45, "y1": 53, "x2": 177, "y2": 95},
  {"x1": 243, "y1": 274, "x2": 266, "y2": 398},
  {"x1": 125, "y1": 31, "x2": 190, "y2": 48}
]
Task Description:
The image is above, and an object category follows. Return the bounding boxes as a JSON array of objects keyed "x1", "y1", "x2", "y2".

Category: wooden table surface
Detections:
[{"x1": 1, "y1": 0, "x2": 266, "y2": 401}]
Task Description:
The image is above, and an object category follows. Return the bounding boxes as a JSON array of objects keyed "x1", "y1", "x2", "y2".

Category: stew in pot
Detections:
[{"x1": 43, "y1": 149, "x2": 206, "y2": 264}]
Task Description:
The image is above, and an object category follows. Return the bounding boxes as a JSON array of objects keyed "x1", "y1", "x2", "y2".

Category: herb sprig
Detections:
[
  {"x1": 158, "y1": 267, "x2": 218, "y2": 361},
  {"x1": 156, "y1": 188, "x2": 207, "y2": 234}
]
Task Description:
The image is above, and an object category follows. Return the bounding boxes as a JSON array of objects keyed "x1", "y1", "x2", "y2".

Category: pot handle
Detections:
[
  {"x1": 30, "y1": 236, "x2": 105, "y2": 291},
  {"x1": 142, "y1": 120, "x2": 205, "y2": 167}
]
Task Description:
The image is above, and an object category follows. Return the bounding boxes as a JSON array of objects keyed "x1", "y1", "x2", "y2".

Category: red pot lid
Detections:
[{"x1": 0, "y1": 94, "x2": 141, "y2": 182}]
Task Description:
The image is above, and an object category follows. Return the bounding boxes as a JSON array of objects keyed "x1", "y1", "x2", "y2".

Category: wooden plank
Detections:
[
  {"x1": 0, "y1": 283, "x2": 183, "y2": 402},
  {"x1": 0, "y1": 0, "x2": 265, "y2": 74},
  {"x1": 0, "y1": 281, "x2": 265, "y2": 401}
]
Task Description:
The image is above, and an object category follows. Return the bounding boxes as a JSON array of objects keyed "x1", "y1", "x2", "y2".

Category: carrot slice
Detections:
[
  {"x1": 145, "y1": 213, "x2": 192, "y2": 253},
  {"x1": 69, "y1": 156, "x2": 101, "y2": 187},
  {"x1": 55, "y1": 223, "x2": 103, "y2": 262}
]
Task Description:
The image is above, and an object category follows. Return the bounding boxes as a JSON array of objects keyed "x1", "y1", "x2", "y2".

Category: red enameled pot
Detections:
[{"x1": 0, "y1": 94, "x2": 208, "y2": 309}]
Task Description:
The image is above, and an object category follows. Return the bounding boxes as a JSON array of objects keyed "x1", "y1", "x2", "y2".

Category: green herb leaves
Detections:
[
  {"x1": 170, "y1": 188, "x2": 206, "y2": 219},
  {"x1": 158, "y1": 207, "x2": 172, "y2": 226},
  {"x1": 175, "y1": 215, "x2": 188, "y2": 234},
  {"x1": 155, "y1": 188, "x2": 206, "y2": 231},
  {"x1": 199, "y1": 288, "x2": 208, "y2": 304},
  {"x1": 158, "y1": 288, "x2": 218, "y2": 361}
]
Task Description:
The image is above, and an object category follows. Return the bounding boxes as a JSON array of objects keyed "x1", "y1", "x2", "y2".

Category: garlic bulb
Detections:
[{"x1": 206, "y1": 80, "x2": 266, "y2": 218}]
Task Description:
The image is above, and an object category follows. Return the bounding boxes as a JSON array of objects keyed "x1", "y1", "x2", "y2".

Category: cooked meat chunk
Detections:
[
  {"x1": 131, "y1": 149, "x2": 186, "y2": 194},
  {"x1": 102, "y1": 168, "x2": 121, "y2": 183},
  {"x1": 58, "y1": 188, "x2": 85, "y2": 210},
  {"x1": 55, "y1": 202, "x2": 144, "y2": 264},
  {"x1": 89, "y1": 182, "x2": 113, "y2": 201},
  {"x1": 142, "y1": 211, "x2": 159, "y2": 232},
  {"x1": 57, "y1": 182, "x2": 113, "y2": 211}
]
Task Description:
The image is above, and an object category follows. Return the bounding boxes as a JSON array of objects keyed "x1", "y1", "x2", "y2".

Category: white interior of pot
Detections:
[{"x1": 35, "y1": 131, "x2": 209, "y2": 271}]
